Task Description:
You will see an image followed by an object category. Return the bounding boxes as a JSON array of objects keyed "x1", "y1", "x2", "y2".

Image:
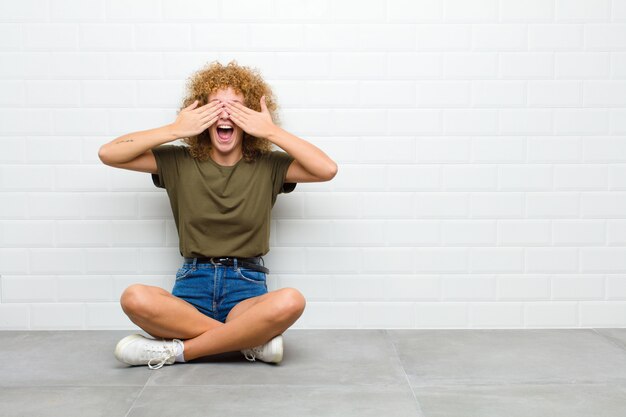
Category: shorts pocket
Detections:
[
  {"x1": 175, "y1": 266, "x2": 195, "y2": 281},
  {"x1": 236, "y1": 268, "x2": 266, "y2": 285}
]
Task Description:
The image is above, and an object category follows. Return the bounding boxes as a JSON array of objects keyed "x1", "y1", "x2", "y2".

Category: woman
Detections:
[{"x1": 98, "y1": 60, "x2": 337, "y2": 369}]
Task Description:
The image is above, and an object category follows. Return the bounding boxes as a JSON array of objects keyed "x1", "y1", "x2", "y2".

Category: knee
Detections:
[
  {"x1": 274, "y1": 288, "x2": 306, "y2": 322},
  {"x1": 120, "y1": 284, "x2": 156, "y2": 318}
]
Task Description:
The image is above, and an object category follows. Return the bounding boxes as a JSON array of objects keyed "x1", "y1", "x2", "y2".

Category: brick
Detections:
[
  {"x1": 332, "y1": 220, "x2": 385, "y2": 246},
  {"x1": 0, "y1": 304, "x2": 30, "y2": 329},
  {"x1": 472, "y1": 81, "x2": 526, "y2": 107},
  {"x1": 499, "y1": 109, "x2": 552, "y2": 134},
  {"x1": 500, "y1": 0, "x2": 554, "y2": 21},
  {"x1": 499, "y1": 164, "x2": 553, "y2": 191},
  {"x1": 445, "y1": 53, "x2": 498, "y2": 78},
  {"x1": 361, "y1": 248, "x2": 414, "y2": 273},
  {"x1": 275, "y1": 0, "x2": 330, "y2": 20},
  {"x1": 417, "y1": 81, "x2": 471, "y2": 107},
  {"x1": 526, "y1": 193, "x2": 580, "y2": 218},
  {"x1": 469, "y1": 302, "x2": 523, "y2": 327},
  {"x1": 276, "y1": 219, "x2": 332, "y2": 246},
  {"x1": 330, "y1": 0, "x2": 385, "y2": 21},
  {"x1": 524, "y1": 302, "x2": 578, "y2": 327},
  {"x1": 529, "y1": 24, "x2": 583, "y2": 50},
  {"x1": 497, "y1": 275, "x2": 550, "y2": 300},
  {"x1": 161, "y1": 0, "x2": 219, "y2": 19},
  {"x1": 360, "y1": 302, "x2": 415, "y2": 328},
  {"x1": 528, "y1": 81, "x2": 582, "y2": 107},
  {"x1": 555, "y1": 0, "x2": 610, "y2": 21},
  {"x1": 442, "y1": 220, "x2": 497, "y2": 245},
  {"x1": 417, "y1": 24, "x2": 471, "y2": 50},
  {"x1": 499, "y1": 220, "x2": 551, "y2": 245},
  {"x1": 552, "y1": 275, "x2": 604, "y2": 300},
  {"x1": 23, "y1": 24, "x2": 77, "y2": 50},
  {"x1": 25, "y1": 80, "x2": 80, "y2": 106},
  {"x1": 387, "y1": 53, "x2": 442, "y2": 79},
  {"x1": 472, "y1": 24, "x2": 527, "y2": 51},
  {"x1": 80, "y1": 24, "x2": 133, "y2": 50},
  {"x1": 385, "y1": 220, "x2": 439, "y2": 246},
  {"x1": 444, "y1": 0, "x2": 497, "y2": 22},
  {"x1": 581, "y1": 248, "x2": 626, "y2": 273},
  {"x1": 581, "y1": 192, "x2": 626, "y2": 217},
  {"x1": 526, "y1": 248, "x2": 579, "y2": 273},
  {"x1": 470, "y1": 192, "x2": 524, "y2": 218},
  {"x1": 332, "y1": 275, "x2": 385, "y2": 301},
  {"x1": 554, "y1": 165, "x2": 608, "y2": 190},
  {"x1": 580, "y1": 301, "x2": 626, "y2": 327},
  {"x1": 2, "y1": 276, "x2": 57, "y2": 302},
  {"x1": 360, "y1": 81, "x2": 415, "y2": 107},
  {"x1": 306, "y1": 248, "x2": 360, "y2": 273},
  {"x1": 385, "y1": 276, "x2": 440, "y2": 301},
  {"x1": 555, "y1": 52, "x2": 609, "y2": 78},
  {"x1": 553, "y1": 220, "x2": 606, "y2": 245},
  {"x1": 443, "y1": 164, "x2": 497, "y2": 190},
  {"x1": 360, "y1": 192, "x2": 414, "y2": 218},
  {"x1": 415, "y1": 248, "x2": 468, "y2": 273},
  {"x1": 416, "y1": 302, "x2": 468, "y2": 328},
  {"x1": 528, "y1": 136, "x2": 581, "y2": 162},
  {"x1": 499, "y1": 53, "x2": 553, "y2": 79},
  {"x1": 2, "y1": 221, "x2": 55, "y2": 246},
  {"x1": 31, "y1": 303, "x2": 84, "y2": 329},
  {"x1": 250, "y1": 24, "x2": 303, "y2": 49},
  {"x1": 441, "y1": 274, "x2": 497, "y2": 300},
  {"x1": 470, "y1": 247, "x2": 524, "y2": 273},
  {"x1": 472, "y1": 137, "x2": 525, "y2": 162},
  {"x1": 387, "y1": 0, "x2": 442, "y2": 22},
  {"x1": 443, "y1": 109, "x2": 498, "y2": 135}
]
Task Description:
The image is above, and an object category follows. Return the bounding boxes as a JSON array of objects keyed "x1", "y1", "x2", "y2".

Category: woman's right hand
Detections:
[{"x1": 170, "y1": 99, "x2": 224, "y2": 138}]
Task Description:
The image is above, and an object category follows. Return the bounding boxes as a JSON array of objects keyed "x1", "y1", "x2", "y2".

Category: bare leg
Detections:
[
  {"x1": 120, "y1": 284, "x2": 306, "y2": 361},
  {"x1": 181, "y1": 288, "x2": 306, "y2": 361},
  {"x1": 120, "y1": 284, "x2": 222, "y2": 340}
]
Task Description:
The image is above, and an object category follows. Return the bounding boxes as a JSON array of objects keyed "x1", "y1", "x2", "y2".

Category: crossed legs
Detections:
[{"x1": 119, "y1": 284, "x2": 306, "y2": 361}]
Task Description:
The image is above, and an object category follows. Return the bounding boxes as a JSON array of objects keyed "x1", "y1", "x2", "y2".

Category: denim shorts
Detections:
[{"x1": 171, "y1": 257, "x2": 269, "y2": 323}]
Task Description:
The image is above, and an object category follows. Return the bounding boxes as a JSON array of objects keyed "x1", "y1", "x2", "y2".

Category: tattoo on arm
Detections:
[{"x1": 114, "y1": 138, "x2": 134, "y2": 144}]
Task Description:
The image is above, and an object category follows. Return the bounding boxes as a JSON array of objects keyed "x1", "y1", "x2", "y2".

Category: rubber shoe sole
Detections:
[
  {"x1": 242, "y1": 334, "x2": 283, "y2": 364},
  {"x1": 267, "y1": 334, "x2": 283, "y2": 363},
  {"x1": 115, "y1": 334, "x2": 145, "y2": 365}
]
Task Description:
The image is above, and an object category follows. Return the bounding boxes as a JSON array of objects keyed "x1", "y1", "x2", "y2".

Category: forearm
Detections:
[
  {"x1": 267, "y1": 126, "x2": 337, "y2": 179},
  {"x1": 98, "y1": 124, "x2": 178, "y2": 164}
]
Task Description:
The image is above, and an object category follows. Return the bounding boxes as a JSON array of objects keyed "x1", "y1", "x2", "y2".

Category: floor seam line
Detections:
[
  {"x1": 591, "y1": 328, "x2": 626, "y2": 352},
  {"x1": 123, "y1": 365, "x2": 154, "y2": 417},
  {"x1": 385, "y1": 329, "x2": 425, "y2": 417}
]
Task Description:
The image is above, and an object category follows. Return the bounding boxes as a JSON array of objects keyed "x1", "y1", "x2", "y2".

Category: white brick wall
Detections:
[{"x1": 1, "y1": 0, "x2": 626, "y2": 330}]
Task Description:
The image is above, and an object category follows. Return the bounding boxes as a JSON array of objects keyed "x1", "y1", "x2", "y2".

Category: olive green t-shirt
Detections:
[{"x1": 151, "y1": 144, "x2": 296, "y2": 258}]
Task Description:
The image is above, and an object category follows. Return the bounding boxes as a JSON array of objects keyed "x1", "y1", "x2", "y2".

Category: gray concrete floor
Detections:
[{"x1": 1, "y1": 329, "x2": 626, "y2": 416}]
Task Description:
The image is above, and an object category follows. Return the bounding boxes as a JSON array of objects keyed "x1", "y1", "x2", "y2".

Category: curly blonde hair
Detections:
[{"x1": 178, "y1": 60, "x2": 280, "y2": 162}]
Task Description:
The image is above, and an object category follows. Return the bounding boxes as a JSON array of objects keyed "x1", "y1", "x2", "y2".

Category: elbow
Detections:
[
  {"x1": 98, "y1": 146, "x2": 113, "y2": 165},
  {"x1": 322, "y1": 161, "x2": 338, "y2": 181}
]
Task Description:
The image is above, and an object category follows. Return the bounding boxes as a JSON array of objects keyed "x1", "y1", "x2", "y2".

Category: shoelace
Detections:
[
  {"x1": 242, "y1": 345, "x2": 264, "y2": 362},
  {"x1": 147, "y1": 338, "x2": 181, "y2": 370}
]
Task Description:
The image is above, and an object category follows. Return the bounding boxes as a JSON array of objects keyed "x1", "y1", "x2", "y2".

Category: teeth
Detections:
[{"x1": 217, "y1": 125, "x2": 233, "y2": 129}]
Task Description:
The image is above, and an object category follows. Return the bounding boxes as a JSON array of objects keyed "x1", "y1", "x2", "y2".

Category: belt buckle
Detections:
[{"x1": 211, "y1": 257, "x2": 231, "y2": 265}]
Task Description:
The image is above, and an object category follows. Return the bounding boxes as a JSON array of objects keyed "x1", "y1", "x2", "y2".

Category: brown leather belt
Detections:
[{"x1": 183, "y1": 256, "x2": 269, "y2": 274}]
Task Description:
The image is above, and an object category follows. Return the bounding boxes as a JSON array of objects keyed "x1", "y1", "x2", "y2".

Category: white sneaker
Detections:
[
  {"x1": 114, "y1": 334, "x2": 183, "y2": 370},
  {"x1": 241, "y1": 334, "x2": 283, "y2": 364}
]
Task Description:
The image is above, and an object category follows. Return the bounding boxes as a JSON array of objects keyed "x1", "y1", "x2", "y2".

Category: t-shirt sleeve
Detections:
[
  {"x1": 150, "y1": 144, "x2": 185, "y2": 189},
  {"x1": 270, "y1": 150, "x2": 297, "y2": 198}
]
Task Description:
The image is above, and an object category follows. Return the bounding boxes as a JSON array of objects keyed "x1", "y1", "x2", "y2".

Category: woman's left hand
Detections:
[{"x1": 224, "y1": 95, "x2": 277, "y2": 139}]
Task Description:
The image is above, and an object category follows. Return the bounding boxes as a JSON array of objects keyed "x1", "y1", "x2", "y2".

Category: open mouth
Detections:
[{"x1": 216, "y1": 125, "x2": 234, "y2": 142}]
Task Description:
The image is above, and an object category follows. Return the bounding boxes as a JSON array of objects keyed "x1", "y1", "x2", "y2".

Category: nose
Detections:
[{"x1": 219, "y1": 103, "x2": 229, "y2": 119}]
